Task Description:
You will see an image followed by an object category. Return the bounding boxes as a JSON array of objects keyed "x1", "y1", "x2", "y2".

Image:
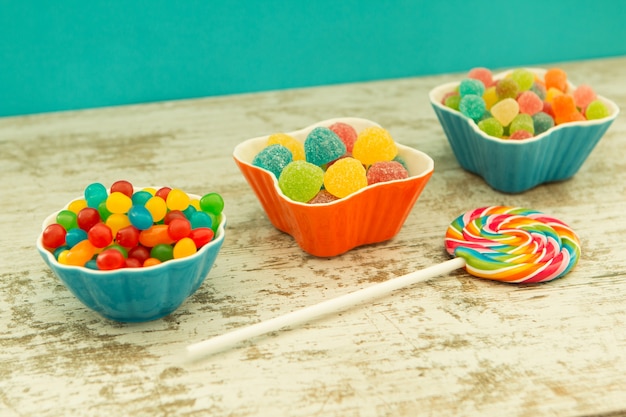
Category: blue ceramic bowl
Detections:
[
  {"x1": 429, "y1": 68, "x2": 619, "y2": 193},
  {"x1": 37, "y1": 193, "x2": 226, "y2": 322}
]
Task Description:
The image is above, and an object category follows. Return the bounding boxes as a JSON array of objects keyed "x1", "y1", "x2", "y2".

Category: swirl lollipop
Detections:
[{"x1": 187, "y1": 206, "x2": 580, "y2": 360}]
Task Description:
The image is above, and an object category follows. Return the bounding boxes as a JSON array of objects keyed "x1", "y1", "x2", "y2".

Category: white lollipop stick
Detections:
[{"x1": 186, "y1": 257, "x2": 466, "y2": 360}]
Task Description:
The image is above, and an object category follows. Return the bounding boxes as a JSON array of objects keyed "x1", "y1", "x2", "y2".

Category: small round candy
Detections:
[
  {"x1": 490, "y1": 98, "x2": 519, "y2": 127},
  {"x1": 66, "y1": 228, "x2": 88, "y2": 248},
  {"x1": 131, "y1": 190, "x2": 153, "y2": 206},
  {"x1": 352, "y1": 127, "x2": 398, "y2": 166},
  {"x1": 509, "y1": 130, "x2": 533, "y2": 140},
  {"x1": 189, "y1": 228, "x2": 214, "y2": 248},
  {"x1": 105, "y1": 213, "x2": 131, "y2": 237},
  {"x1": 585, "y1": 100, "x2": 609, "y2": 120},
  {"x1": 517, "y1": 91, "x2": 543, "y2": 115},
  {"x1": 97, "y1": 201, "x2": 112, "y2": 222},
  {"x1": 444, "y1": 94, "x2": 461, "y2": 110},
  {"x1": 459, "y1": 95, "x2": 486, "y2": 121},
  {"x1": 545, "y1": 68, "x2": 568, "y2": 92},
  {"x1": 366, "y1": 161, "x2": 409, "y2": 185},
  {"x1": 42, "y1": 224, "x2": 67, "y2": 248},
  {"x1": 199, "y1": 192, "x2": 224, "y2": 216},
  {"x1": 573, "y1": 84, "x2": 597, "y2": 109},
  {"x1": 128, "y1": 245, "x2": 151, "y2": 264},
  {"x1": 143, "y1": 258, "x2": 162, "y2": 268},
  {"x1": 166, "y1": 188, "x2": 190, "y2": 211},
  {"x1": 64, "y1": 240, "x2": 96, "y2": 267},
  {"x1": 467, "y1": 67, "x2": 493, "y2": 88},
  {"x1": 267, "y1": 133, "x2": 305, "y2": 161},
  {"x1": 110, "y1": 180, "x2": 134, "y2": 198},
  {"x1": 509, "y1": 69, "x2": 534, "y2": 91},
  {"x1": 145, "y1": 196, "x2": 167, "y2": 222},
  {"x1": 67, "y1": 199, "x2": 87, "y2": 214},
  {"x1": 84, "y1": 183, "x2": 108, "y2": 208},
  {"x1": 125, "y1": 258, "x2": 143, "y2": 268},
  {"x1": 56, "y1": 210, "x2": 78, "y2": 231},
  {"x1": 304, "y1": 127, "x2": 346, "y2": 166},
  {"x1": 532, "y1": 112, "x2": 555, "y2": 135},
  {"x1": 139, "y1": 225, "x2": 174, "y2": 248},
  {"x1": 307, "y1": 189, "x2": 339, "y2": 204},
  {"x1": 168, "y1": 218, "x2": 192, "y2": 241},
  {"x1": 328, "y1": 122, "x2": 358, "y2": 154},
  {"x1": 77, "y1": 207, "x2": 101, "y2": 231},
  {"x1": 96, "y1": 248, "x2": 126, "y2": 270},
  {"x1": 324, "y1": 157, "x2": 367, "y2": 198},
  {"x1": 189, "y1": 211, "x2": 213, "y2": 229},
  {"x1": 252, "y1": 144, "x2": 293, "y2": 179},
  {"x1": 116, "y1": 225, "x2": 141, "y2": 248},
  {"x1": 127, "y1": 205, "x2": 154, "y2": 230},
  {"x1": 278, "y1": 160, "x2": 324, "y2": 203},
  {"x1": 88, "y1": 222, "x2": 113, "y2": 248},
  {"x1": 106, "y1": 192, "x2": 133, "y2": 214},
  {"x1": 495, "y1": 78, "x2": 519, "y2": 99},
  {"x1": 459, "y1": 78, "x2": 485, "y2": 97},
  {"x1": 482, "y1": 86, "x2": 498, "y2": 110},
  {"x1": 509, "y1": 114, "x2": 535, "y2": 135},
  {"x1": 477, "y1": 117, "x2": 504, "y2": 138},
  {"x1": 155, "y1": 187, "x2": 172, "y2": 201},
  {"x1": 173, "y1": 237, "x2": 197, "y2": 259},
  {"x1": 164, "y1": 210, "x2": 187, "y2": 224},
  {"x1": 151, "y1": 244, "x2": 174, "y2": 262}
]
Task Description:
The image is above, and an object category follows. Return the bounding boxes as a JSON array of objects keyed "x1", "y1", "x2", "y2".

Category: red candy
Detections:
[
  {"x1": 77, "y1": 207, "x2": 101, "y2": 231},
  {"x1": 110, "y1": 180, "x2": 134, "y2": 198},
  {"x1": 42, "y1": 223, "x2": 67, "y2": 249},
  {"x1": 366, "y1": 161, "x2": 409, "y2": 185},
  {"x1": 116, "y1": 225, "x2": 140, "y2": 248},
  {"x1": 96, "y1": 248, "x2": 126, "y2": 270},
  {"x1": 88, "y1": 222, "x2": 113, "y2": 248}
]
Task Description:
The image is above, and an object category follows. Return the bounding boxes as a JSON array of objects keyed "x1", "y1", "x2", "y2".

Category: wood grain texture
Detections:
[{"x1": 1, "y1": 57, "x2": 625, "y2": 417}]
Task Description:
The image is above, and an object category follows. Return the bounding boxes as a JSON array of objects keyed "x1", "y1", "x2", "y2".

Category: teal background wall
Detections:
[{"x1": 2, "y1": 1, "x2": 625, "y2": 117}]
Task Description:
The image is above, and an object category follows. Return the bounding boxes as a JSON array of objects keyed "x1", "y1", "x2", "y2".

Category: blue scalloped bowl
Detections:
[
  {"x1": 429, "y1": 68, "x2": 619, "y2": 193},
  {"x1": 37, "y1": 193, "x2": 226, "y2": 322}
]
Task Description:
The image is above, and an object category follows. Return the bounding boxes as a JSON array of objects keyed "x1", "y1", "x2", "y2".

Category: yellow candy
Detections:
[
  {"x1": 145, "y1": 196, "x2": 167, "y2": 222},
  {"x1": 545, "y1": 87, "x2": 564, "y2": 104},
  {"x1": 105, "y1": 213, "x2": 131, "y2": 236},
  {"x1": 106, "y1": 192, "x2": 132, "y2": 214},
  {"x1": 324, "y1": 157, "x2": 367, "y2": 198},
  {"x1": 166, "y1": 188, "x2": 190, "y2": 211},
  {"x1": 173, "y1": 237, "x2": 197, "y2": 259},
  {"x1": 67, "y1": 199, "x2": 87, "y2": 214},
  {"x1": 482, "y1": 86, "x2": 499, "y2": 110},
  {"x1": 65, "y1": 240, "x2": 96, "y2": 266},
  {"x1": 267, "y1": 133, "x2": 305, "y2": 160},
  {"x1": 352, "y1": 127, "x2": 397, "y2": 166}
]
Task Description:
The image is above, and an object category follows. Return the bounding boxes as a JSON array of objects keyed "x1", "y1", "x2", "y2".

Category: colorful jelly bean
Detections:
[{"x1": 41, "y1": 181, "x2": 223, "y2": 270}]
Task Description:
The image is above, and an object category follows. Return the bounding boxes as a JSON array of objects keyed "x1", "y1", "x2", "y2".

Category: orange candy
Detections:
[
  {"x1": 139, "y1": 225, "x2": 175, "y2": 248},
  {"x1": 545, "y1": 68, "x2": 568, "y2": 93}
]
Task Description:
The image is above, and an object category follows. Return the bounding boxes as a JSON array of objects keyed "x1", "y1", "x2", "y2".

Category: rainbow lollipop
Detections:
[{"x1": 187, "y1": 206, "x2": 581, "y2": 360}]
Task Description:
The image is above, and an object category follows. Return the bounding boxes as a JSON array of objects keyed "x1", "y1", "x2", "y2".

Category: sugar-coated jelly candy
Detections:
[
  {"x1": 200, "y1": 192, "x2": 224, "y2": 216},
  {"x1": 459, "y1": 78, "x2": 485, "y2": 97},
  {"x1": 166, "y1": 188, "x2": 190, "y2": 211},
  {"x1": 151, "y1": 244, "x2": 174, "y2": 262},
  {"x1": 145, "y1": 196, "x2": 167, "y2": 222},
  {"x1": 495, "y1": 78, "x2": 519, "y2": 99},
  {"x1": 116, "y1": 225, "x2": 140, "y2": 248},
  {"x1": 84, "y1": 182, "x2": 108, "y2": 208},
  {"x1": 56, "y1": 210, "x2": 78, "y2": 232},
  {"x1": 530, "y1": 82, "x2": 547, "y2": 101},
  {"x1": 252, "y1": 144, "x2": 293, "y2": 179},
  {"x1": 545, "y1": 68, "x2": 567, "y2": 92},
  {"x1": 88, "y1": 222, "x2": 113, "y2": 248},
  {"x1": 106, "y1": 192, "x2": 132, "y2": 214},
  {"x1": 66, "y1": 228, "x2": 88, "y2": 248},
  {"x1": 278, "y1": 160, "x2": 324, "y2": 203},
  {"x1": 267, "y1": 133, "x2": 305, "y2": 161},
  {"x1": 128, "y1": 205, "x2": 154, "y2": 230},
  {"x1": 482, "y1": 87, "x2": 498, "y2": 110},
  {"x1": 509, "y1": 130, "x2": 533, "y2": 140},
  {"x1": 131, "y1": 190, "x2": 152, "y2": 206},
  {"x1": 532, "y1": 112, "x2": 555, "y2": 135},
  {"x1": 110, "y1": 180, "x2": 134, "y2": 198},
  {"x1": 573, "y1": 84, "x2": 596, "y2": 109},
  {"x1": 188, "y1": 228, "x2": 214, "y2": 249},
  {"x1": 477, "y1": 118, "x2": 504, "y2": 138},
  {"x1": 324, "y1": 157, "x2": 367, "y2": 198},
  {"x1": 304, "y1": 127, "x2": 346, "y2": 166},
  {"x1": 352, "y1": 127, "x2": 398, "y2": 166},
  {"x1": 307, "y1": 189, "x2": 339, "y2": 204},
  {"x1": 329, "y1": 122, "x2": 358, "y2": 154},
  {"x1": 444, "y1": 94, "x2": 461, "y2": 110},
  {"x1": 517, "y1": 91, "x2": 543, "y2": 115},
  {"x1": 585, "y1": 100, "x2": 609, "y2": 120},
  {"x1": 490, "y1": 98, "x2": 519, "y2": 126},
  {"x1": 509, "y1": 114, "x2": 535, "y2": 135},
  {"x1": 366, "y1": 161, "x2": 409, "y2": 185},
  {"x1": 459, "y1": 95, "x2": 486, "y2": 121},
  {"x1": 77, "y1": 207, "x2": 101, "y2": 231},
  {"x1": 42, "y1": 223, "x2": 67, "y2": 249},
  {"x1": 173, "y1": 237, "x2": 197, "y2": 259},
  {"x1": 105, "y1": 213, "x2": 131, "y2": 237},
  {"x1": 96, "y1": 248, "x2": 126, "y2": 270},
  {"x1": 467, "y1": 67, "x2": 493, "y2": 88},
  {"x1": 510, "y1": 69, "x2": 534, "y2": 91}
]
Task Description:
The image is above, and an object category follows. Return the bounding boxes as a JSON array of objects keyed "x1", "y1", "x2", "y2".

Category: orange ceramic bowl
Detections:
[{"x1": 233, "y1": 117, "x2": 434, "y2": 257}]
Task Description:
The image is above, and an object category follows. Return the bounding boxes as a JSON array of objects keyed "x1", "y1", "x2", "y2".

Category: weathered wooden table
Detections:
[{"x1": 1, "y1": 57, "x2": 625, "y2": 417}]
